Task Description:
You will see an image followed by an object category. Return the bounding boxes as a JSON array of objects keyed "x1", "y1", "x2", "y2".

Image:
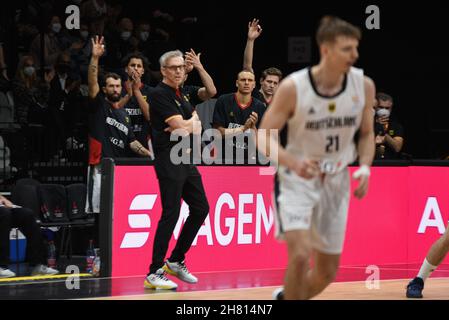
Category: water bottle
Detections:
[
  {"x1": 47, "y1": 240, "x2": 56, "y2": 268},
  {"x1": 86, "y1": 240, "x2": 95, "y2": 273},
  {"x1": 92, "y1": 248, "x2": 101, "y2": 277}
]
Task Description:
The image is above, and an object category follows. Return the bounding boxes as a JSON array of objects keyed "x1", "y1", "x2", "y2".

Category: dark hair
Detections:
[
  {"x1": 104, "y1": 72, "x2": 121, "y2": 84},
  {"x1": 376, "y1": 92, "x2": 393, "y2": 104},
  {"x1": 316, "y1": 16, "x2": 361, "y2": 45},
  {"x1": 122, "y1": 53, "x2": 149, "y2": 70},
  {"x1": 260, "y1": 67, "x2": 283, "y2": 81}
]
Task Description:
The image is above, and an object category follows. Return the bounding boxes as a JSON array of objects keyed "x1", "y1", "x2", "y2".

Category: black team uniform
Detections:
[
  {"x1": 121, "y1": 83, "x2": 154, "y2": 154},
  {"x1": 147, "y1": 82, "x2": 209, "y2": 275},
  {"x1": 212, "y1": 93, "x2": 266, "y2": 163}
]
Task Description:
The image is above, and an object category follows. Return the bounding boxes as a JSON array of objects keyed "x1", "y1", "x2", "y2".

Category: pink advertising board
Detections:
[{"x1": 110, "y1": 165, "x2": 449, "y2": 277}]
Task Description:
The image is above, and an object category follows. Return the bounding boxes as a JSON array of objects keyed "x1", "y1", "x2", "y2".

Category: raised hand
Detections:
[
  {"x1": 91, "y1": 35, "x2": 105, "y2": 58},
  {"x1": 248, "y1": 18, "x2": 262, "y2": 41},
  {"x1": 185, "y1": 49, "x2": 203, "y2": 71}
]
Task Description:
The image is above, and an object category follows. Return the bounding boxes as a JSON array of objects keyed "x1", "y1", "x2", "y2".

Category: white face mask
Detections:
[
  {"x1": 121, "y1": 31, "x2": 131, "y2": 41},
  {"x1": 376, "y1": 108, "x2": 391, "y2": 118},
  {"x1": 52, "y1": 23, "x2": 62, "y2": 33},
  {"x1": 23, "y1": 66, "x2": 35, "y2": 77},
  {"x1": 80, "y1": 31, "x2": 89, "y2": 39},
  {"x1": 140, "y1": 31, "x2": 149, "y2": 42}
]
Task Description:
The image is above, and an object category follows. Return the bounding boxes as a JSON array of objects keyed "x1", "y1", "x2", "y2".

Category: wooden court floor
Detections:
[{"x1": 95, "y1": 278, "x2": 449, "y2": 300}]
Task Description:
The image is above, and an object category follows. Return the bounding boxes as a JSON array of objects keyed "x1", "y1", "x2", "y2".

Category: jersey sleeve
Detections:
[{"x1": 212, "y1": 96, "x2": 228, "y2": 128}]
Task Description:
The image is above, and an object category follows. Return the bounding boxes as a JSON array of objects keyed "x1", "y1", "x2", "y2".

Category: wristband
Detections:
[{"x1": 352, "y1": 165, "x2": 370, "y2": 179}]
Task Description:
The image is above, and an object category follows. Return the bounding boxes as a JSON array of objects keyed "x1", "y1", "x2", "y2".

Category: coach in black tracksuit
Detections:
[{"x1": 146, "y1": 50, "x2": 209, "y2": 285}]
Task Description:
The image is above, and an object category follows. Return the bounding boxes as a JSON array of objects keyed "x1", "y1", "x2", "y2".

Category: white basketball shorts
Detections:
[{"x1": 276, "y1": 166, "x2": 350, "y2": 255}]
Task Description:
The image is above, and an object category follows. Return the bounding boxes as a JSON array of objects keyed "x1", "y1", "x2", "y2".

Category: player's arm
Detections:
[
  {"x1": 243, "y1": 19, "x2": 262, "y2": 73},
  {"x1": 165, "y1": 112, "x2": 201, "y2": 136},
  {"x1": 134, "y1": 88, "x2": 150, "y2": 121},
  {"x1": 88, "y1": 36, "x2": 105, "y2": 99},
  {"x1": 357, "y1": 77, "x2": 376, "y2": 167},
  {"x1": 185, "y1": 49, "x2": 217, "y2": 101},
  {"x1": 118, "y1": 80, "x2": 133, "y2": 108},
  {"x1": 353, "y1": 76, "x2": 376, "y2": 199},
  {"x1": 129, "y1": 140, "x2": 152, "y2": 157},
  {"x1": 384, "y1": 132, "x2": 403, "y2": 153}
]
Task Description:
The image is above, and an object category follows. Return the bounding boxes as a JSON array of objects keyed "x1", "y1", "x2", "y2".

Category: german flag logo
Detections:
[{"x1": 328, "y1": 102, "x2": 336, "y2": 113}]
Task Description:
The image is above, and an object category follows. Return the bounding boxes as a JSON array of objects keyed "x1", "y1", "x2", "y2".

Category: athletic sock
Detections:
[{"x1": 417, "y1": 258, "x2": 437, "y2": 281}]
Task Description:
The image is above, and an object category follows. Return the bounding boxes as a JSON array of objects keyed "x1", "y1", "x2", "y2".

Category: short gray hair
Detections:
[{"x1": 159, "y1": 50, "x2": 184, "y2": 68}]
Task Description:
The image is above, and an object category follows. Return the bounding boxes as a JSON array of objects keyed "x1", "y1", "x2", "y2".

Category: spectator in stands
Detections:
[
  {"x1": 212, "y1": 70, "x2": 266, "y2": 164},
  {"x1": 104, "y1": 17, "x2": 138, "y2": 75},
  {"x1": 374, "y1": 92, "x2": 404, "y2": 159},
  {"x1": 0, "y1": 194, "x2": 59, "y2": 278},
  {"x1": 69, "y1": 22, "x2": 93, "y2": 80},
  {"x1": 135, "y1": 20, "x2": 161, "y2": 85},
  {"x1": 81, "y1": 0, "x2": 108, "y2": 36},
  {"x1": 30, "y1": 15, "x2": 64, "y2": 69},
  {"x1": 48, "y1": 52, "x2": 82, "y2": 158},
  {"x1": 14, "y1": 20, "x2": 40, "y2": 58},
  {"x1": 12, "y1": 55, "x2": 54, "y2": 165},
  {"x1": 12, "y1": 55, "x2": 54, "y2": 127}
]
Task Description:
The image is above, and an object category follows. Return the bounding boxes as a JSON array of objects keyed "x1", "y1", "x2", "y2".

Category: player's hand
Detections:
[
  {"x1": 247, "y1": 18, "x2": 262, "y2": 40},
  {"x1": 91, "y1": 35, "x2": 105, "y2": 58},
  {"x1": 375, "y1": 135, "x2": 385, "y2": 145},
  {"x1": 352, "y1": 165, "x2": 370, "y2": 199},
  {"x1": 244, "y1": 112, "x2": 258, "y2": 130},
  {"x1": 131, "y1": 70, "x2": 142, "y2": 91},
  {"x1": 292, "y1": 159, "x2": 320, "y2": 180},
  {"x1": 184, "y1": 49, "x2": 203, "y2": 71},
  {"x1": 0, "y1": 195, "x2": 13, "y2": 208}
]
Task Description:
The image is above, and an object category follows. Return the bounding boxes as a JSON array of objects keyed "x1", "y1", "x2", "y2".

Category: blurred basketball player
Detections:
[{"x1": 258, "y1": 16, "x2": 375, "y2": 300}]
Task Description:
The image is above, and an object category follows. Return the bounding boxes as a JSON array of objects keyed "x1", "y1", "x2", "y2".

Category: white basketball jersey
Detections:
[{"x1": 285, "y1": 67, "x2": 365, "y2": 174}]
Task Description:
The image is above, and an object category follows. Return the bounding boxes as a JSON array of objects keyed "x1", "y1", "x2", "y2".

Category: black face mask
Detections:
[{"x1": 56, "y1": 63, "x2": 70, "y2": 74}]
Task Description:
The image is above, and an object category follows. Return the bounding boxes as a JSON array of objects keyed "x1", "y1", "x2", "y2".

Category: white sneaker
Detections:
[
  {"x1": 0, "y1": 267, "x2": 16, "y2": 278},
  {"x1": 163, "y1": 260, "x2": 198, "y2": 284},
  {"x1": 144, "y1": 268, "x2": 178, "y2": 290},
  {"x1": 272, "y1": 287, "x2": 284, "y2": 300},
  {"x1": 31, "y1": 264, "x2": 59, "y2": 276}
]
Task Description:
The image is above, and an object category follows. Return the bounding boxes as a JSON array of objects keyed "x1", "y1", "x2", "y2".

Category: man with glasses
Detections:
[
  {"x1": 144, "y1": 50, "x2": 209, "y2": 290},
  {"x1": 374, "y1": 92, "x2": 404, "y2": 159}
]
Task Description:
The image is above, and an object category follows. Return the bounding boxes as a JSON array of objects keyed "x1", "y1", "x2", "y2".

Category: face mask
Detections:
[
  {"x1": 23, "y1": 66, "x2": 35, "y2": 77},
  {"x1": 121, "y1": 31, "x2": 131, "y2": 41},
  {"x1": 80, "y1": 31, "x2": 89, "y2": 39},
  {"x1": 376, "y1": 108, "x2": 391, "y2": 118},
  {"x1": 140, "y1": 31, "x2": 149, "y2": 42},
  {"x1": 52, "y1": 23, "x2": 62, "y2": 33}
]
